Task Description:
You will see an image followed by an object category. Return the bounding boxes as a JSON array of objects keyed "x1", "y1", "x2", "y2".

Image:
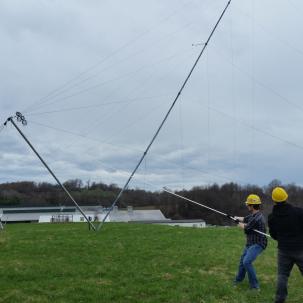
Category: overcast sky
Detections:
[{"x1": 1, "y1": 0, "x2": 303, "y2": 190}]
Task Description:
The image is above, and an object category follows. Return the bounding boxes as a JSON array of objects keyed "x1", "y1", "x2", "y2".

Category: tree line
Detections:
[{"x1": 0, "y1": 179, "x2": 302, "y2": 225}]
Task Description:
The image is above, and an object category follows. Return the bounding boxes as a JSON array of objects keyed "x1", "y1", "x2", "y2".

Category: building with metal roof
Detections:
[{"x1": 0, "y1": 206, "x2": 206, "y2": 228}]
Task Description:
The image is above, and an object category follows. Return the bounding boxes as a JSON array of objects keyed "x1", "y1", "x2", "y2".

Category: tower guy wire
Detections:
[
  {"x1": 0, "y1": 124, "x2": 5, "y2": 134},
  {"x1": 3, "y1": 113, "x2": 96, "y2": 231},
  {"x1": 97, "y1": 0, "x2": 232, "y2": 231}
]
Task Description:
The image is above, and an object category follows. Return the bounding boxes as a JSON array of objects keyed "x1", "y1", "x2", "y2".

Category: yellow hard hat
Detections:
[
  {"x1": 245, "y1": 194, "x2": 261, "y2": 205},
  {"x1": 272, "y1": 187, "x2": 288, "y2": 202}
]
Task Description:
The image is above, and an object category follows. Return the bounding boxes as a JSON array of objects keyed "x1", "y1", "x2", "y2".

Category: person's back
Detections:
[
  {"x1": 268, "y1": 203, "x2": 303, "y2": 251},
  {"x1": 268, "y1": 187, "x2": 303, "y2": 303}
]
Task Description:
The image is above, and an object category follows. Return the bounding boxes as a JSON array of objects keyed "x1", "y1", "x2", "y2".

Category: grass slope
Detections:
[{"x1": 0, "y1": 223, "x2": 302, "y2": 303}]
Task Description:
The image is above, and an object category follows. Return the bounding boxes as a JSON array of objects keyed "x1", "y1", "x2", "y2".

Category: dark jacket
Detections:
[{"x1": 268, "y1": 203, "x2": 303, "y2": 251}]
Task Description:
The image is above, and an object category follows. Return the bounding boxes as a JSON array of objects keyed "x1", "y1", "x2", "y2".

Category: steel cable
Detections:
[
  {"x1": 26, "y1": 45, "x2": 195, "y2": 115},
  {"x1": 22, "y1": 0, "x2": 203, "y2": 114},
  {"x1": 97, "y1": 0, "x2": 233, "y2": 231},
  {"x1": 25, "y1": 94, "x2": 172, "y2": 117},
  {"x1": 28, "y1": 119, "x2": 235, "y2": 184}
]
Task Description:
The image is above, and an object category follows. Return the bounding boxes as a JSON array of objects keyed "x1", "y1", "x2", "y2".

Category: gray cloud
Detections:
[{"x1": 1, "y1": 0, "x2": 303, "y2": 190}]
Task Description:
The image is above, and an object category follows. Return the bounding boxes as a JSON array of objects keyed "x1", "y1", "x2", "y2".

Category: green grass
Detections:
[{"x1": 0, "y1": 223, "x2": 302, "y2": 303}]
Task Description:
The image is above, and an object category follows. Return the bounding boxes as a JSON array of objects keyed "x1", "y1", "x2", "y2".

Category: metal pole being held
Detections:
[{"x1": 163, "y1": 187, "x2": 271, "y2": 238}]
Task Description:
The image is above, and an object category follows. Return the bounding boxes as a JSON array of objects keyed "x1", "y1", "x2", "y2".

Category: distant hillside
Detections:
[{"x1": 1, "y1": 179, "x2": 303, "y2": 225}]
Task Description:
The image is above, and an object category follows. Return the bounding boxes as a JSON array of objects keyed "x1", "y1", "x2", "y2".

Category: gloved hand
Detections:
[
  {"x1": 234, "y1": 216, "x2": 244, "y2": 222},
  {"x1": 238, "y1": 222, "x2": 245, "y2": 229}
]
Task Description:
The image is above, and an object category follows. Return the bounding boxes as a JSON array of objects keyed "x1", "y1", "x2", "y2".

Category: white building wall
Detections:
[{"x1": 158, "y1": 222, "x2": 206, "y2": 228}]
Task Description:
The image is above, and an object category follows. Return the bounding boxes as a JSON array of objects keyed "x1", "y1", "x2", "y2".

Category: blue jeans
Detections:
[{"x1": 235, "y1": 244, "x2": 264, "y2": 289}]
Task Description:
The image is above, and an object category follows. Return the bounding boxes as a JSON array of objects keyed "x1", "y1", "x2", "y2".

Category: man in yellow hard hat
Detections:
[
  {"x1": 233, "y1": 194, "x2": 267, "y2": 290},
  {"x1": 268, "y1": 187, "x2": 303, "y2": 303}
]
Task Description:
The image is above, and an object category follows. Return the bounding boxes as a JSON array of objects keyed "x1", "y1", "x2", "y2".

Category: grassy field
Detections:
[{"x1": 0, "y1": 223, "x2": 302, "y2": 303}]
